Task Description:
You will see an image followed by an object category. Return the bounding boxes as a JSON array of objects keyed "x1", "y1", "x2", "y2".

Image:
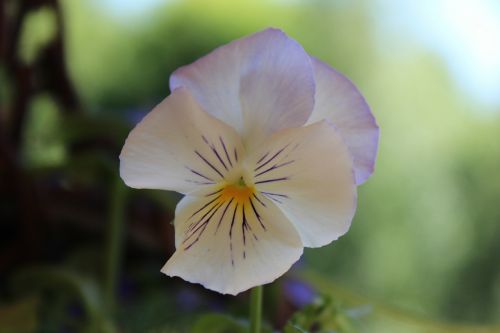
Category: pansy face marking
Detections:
[
  {"x1": 182, "y1": 134, "x2": 299, "y2": 266},
  {"x1": 120, "y1": 28, "x2": 379, "y2": 295}
]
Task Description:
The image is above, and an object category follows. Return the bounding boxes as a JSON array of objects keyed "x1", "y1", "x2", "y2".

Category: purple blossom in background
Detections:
[
  {"x1": 176, "y1": 287, "x2": 202, "y2": 311},
  {"x1": 284, "y1": 279, "x2": 316, "y2": 308}
]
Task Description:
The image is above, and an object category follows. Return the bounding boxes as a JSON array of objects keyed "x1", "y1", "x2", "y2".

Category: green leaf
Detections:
[
  {"x1": 190, "y1": 313, "x2": 273, "y2": 333},
  {"x1": 10, "y1": 266, "x2": 114, "y2": 333},
  {"x1": 283, "y1": 323, "x2": 309, "y2": 333},
  {"x1": 191, "y1": 314, "x2": 248, "y2": 333},
  {"x1": 284, "y1": 295, "x2": 358, "y2": 333}
]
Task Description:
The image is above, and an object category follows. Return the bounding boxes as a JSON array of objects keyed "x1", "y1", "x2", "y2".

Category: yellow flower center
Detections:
[{"x1": 219, "y1": 178, "x2": 255, "y2": 205}]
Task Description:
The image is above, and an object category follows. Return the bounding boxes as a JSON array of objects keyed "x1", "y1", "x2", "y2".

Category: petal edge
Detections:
[{"x1": 307, "y1": 57, "x2": 379, "y2": 184}]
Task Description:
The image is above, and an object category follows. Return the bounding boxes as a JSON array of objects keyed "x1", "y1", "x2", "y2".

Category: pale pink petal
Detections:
[
  {"x1": 119, "y1": 88, "x2": 244, "y2": 194},
  {"x1": 307, "y1": 57, "x2": 379, "y2": 184},
  {"x1": 170, "y1": 28, "x2": 315, "y2": 150}
]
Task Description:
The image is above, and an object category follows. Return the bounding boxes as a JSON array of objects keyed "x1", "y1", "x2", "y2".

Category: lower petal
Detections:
[{"x1": 162, "y1": 192, "x2": 303, "y2": 295}]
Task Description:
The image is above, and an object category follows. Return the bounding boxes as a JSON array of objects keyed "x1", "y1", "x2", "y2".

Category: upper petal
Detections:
[
  {"x1": 248, "y1": 121, "x2": 357, "y2": 248},
  {"x1": 306, "y1": 57, "x2": 379, "y2": 185},
  {"x1": 170, "y1": 28, "x2": 315, "y2": 150},
  {"x1": 162, "y1": 191, "x2": 303, "y2": 295},
  {"x1": 119, "y1": 88, "x2": 244, "y2": 194}
]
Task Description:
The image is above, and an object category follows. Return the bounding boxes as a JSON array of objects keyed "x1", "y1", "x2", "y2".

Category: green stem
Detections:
[
  {"x1": 249, "y1": 285, "x2": 263, "y2": 333},
  {"x1": 104, "y1": 178, "x2": 127, "y2": 314}
]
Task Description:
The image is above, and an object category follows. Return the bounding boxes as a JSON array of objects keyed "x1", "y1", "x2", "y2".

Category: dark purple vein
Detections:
[
  {"x1": 256, "y1": 151, "x2": 270, "y2": 164},
  {"x1": 187, "y1": 200, "x2": 222, "y2": 233},
  {"x1": 215, "y1": 198, "x2": 233, "y2": 234},
  {"x1": 229, "y1": 203, "x2": 238, "y2": 266},
  {"x1": 254, "y1": 160, "x2": 295, "y2": 178},
  {"x1": 260, "y1": 191, "x2": 289, "y2": 199},
  {"x1": 249, "y1": 196, "x2": 266, "y2": 231},
  {"x1": 254, "y1": 177, "x2": 289, "y2": 185},
  {"x1": 183, "y1": 202, "x2": 224, "y2": 250},
  {"x1": 186, "y1": 167, "x2": 214, "y2": 182},
  {"x1": 205, "y1": 188, "x2": 223, "y2": 197},
  {"x1": 252, "y1": 193, "x2": 267, "y2": 207},
  {"x1": 188, "y1": 195, "x2": 221, "y2": 219},
  {"x1": 241, "y1": 204, "x2": 247, "y2": 246},
  {"x1": 254, "y1": 144, "x2": 289, "y2": 172},
  {"x1": 219, "y1": 137, "x2": 233, "y2": 168},
  {"x1": 195, "y1": 150, "x2": 224, "y2": 178},
  {"x1": 208, "y1": 142, "x2": 228, "y2": 171}
]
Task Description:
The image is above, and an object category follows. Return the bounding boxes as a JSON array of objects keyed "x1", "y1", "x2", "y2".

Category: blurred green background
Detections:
[{"x1": 1, "y1": 0, "x2": 500, "y2": 332}]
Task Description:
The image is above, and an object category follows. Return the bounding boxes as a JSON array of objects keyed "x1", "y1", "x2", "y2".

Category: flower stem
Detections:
[
  {"x1": 104, "y1": 177, "x2": 127, "y2": 314},
  {"x1": 249, "y1": 285, "x2": 263, "y2": 333}
]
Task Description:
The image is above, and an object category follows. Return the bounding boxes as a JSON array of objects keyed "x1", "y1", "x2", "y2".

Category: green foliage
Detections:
[
  {"x1": 300, "y1": 271, "x2": 500, "y2": 333},
  {"x1": 22, "y1": 94, "x2": 66, "y2": 168},
  {"x1": 10, "y1": 267, "x2": 114, "y2": 333},
  {"x1": 191, "y1": 313, "x2": 273, "y2": 333},
  {"x1": 284, "y1": 296, "x2": 358, "y2": 333},
  {"x1": 191, "y1": 313, "x2": 249, "y2": 333},
  {"x1": 17, "y1": 6, "x2": 57, "y2": 65}
]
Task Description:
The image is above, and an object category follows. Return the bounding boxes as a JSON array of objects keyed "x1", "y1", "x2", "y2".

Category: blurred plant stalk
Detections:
[
  {"x1": 104, "y1": 176, "x2": 128, "y2": 314},
  {"x1": 249, "y1": 285, "x2": 263, "y2": 333}
]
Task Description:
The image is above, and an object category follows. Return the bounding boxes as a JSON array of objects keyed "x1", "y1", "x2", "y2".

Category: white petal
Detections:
[
  {"x1": 170, "y1": 28, "x2": 315, "y2": 149},
  {"x1": 120, "y1": 88, "x2": 244, "y2": 194},
  {"x1": 162, "y1": 192, "x2": 303, "y2": 295},
  {"x1": 307, "y1": 57, "x2": 379, "y2": 185},
  {"x1": 248, "y1": 121, "x2": 357, "y2": 248}
]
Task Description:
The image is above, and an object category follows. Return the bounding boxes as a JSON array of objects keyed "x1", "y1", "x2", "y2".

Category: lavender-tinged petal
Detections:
[
  {"x1": 307, "y1": 57, "x2": 379, "y2": 185},
  {"x1": 170, "y1": 28, "x2": 315, "y2": 150}
]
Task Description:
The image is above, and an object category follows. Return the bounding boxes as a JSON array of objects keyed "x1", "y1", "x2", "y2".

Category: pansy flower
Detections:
[{"x1": 119, "y1": 28, "x2": 379, "y2": 295}]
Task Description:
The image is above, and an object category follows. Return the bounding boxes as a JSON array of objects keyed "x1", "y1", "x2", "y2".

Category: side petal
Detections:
[
  {"x1": 170, "y1": 28, "x2": 315, "y2": 149},
  {"x1": 120, "y1": 88, "x2": 244, "y2": 194},
  {"x1": 306, "y1": 57, "x2": 379, "y2": 185},
  {"x1": 248, "y1": 121, "x2": 357, "y2": 248},
  {"x1": 162, "y1": 192, "x2": 303, "y2": 295}
]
